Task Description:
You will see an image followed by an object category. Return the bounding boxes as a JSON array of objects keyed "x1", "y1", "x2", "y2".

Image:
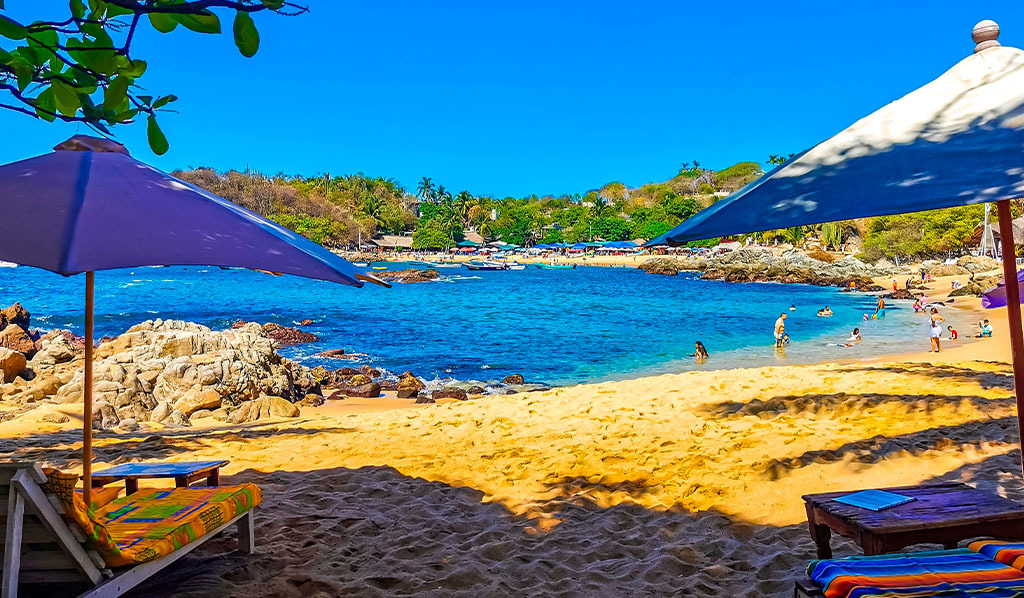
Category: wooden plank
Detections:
[
  {"x1": 237, "y1": 511, "x2": 254, "y2": 554},
  {"x1": 4, "y1": 550, "x2": 78, "y2": 571},
  {"x1": 2, "y1": 484, "x2": 24, "y2": 598},
  {"x1": 16, "y1": 570, "x2": 87, "y2": 585},
  {"x1": 78, "y1": 509, "x2": 254, "y2": 598},
  {"x1": 10, "y1": 471, "x2": 102, "y2": 585},
  {"x1": 0, "y1": 466, "x2": 44, "y2": 485},
  {"x1": 0, "y1": 522, "x2": 61, "y2": 544}
]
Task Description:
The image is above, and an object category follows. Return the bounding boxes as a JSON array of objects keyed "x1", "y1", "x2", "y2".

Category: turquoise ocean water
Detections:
[{"x1": 0, "y1": 263, "x2": 972, "y2": 386}]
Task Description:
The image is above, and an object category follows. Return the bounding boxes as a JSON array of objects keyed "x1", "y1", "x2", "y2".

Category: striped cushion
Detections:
[
  {"x1": 971, "y1": 541, "x2": 1024, "y2": 571},
  {"x1": 808, "y1": 549, "x2": 1024, "y2": 598}
]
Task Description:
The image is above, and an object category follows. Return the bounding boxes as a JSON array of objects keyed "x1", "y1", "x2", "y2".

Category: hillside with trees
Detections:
[{"x1": 173, "y1": 158, "x2": 1000, "y2": 262}]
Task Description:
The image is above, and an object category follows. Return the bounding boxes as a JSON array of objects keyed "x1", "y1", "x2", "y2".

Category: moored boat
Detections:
[
  {"x1": 0, "y1": 260, "x2": 17, "y2": 268},
  {"x1": 534, "y1": 263, "x2": 576, "y2": 270},
  {"x1": 463, "y1": 260, "x2": 508, "y2": 271}
]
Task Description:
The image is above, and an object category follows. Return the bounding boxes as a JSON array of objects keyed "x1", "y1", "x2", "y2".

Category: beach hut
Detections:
[
  {"x1": 651, "y1": 21, "x2": 1024, "y2": 474},
  {"x1": 0, "y1": 135, "x2": 386, "y2": 504}
]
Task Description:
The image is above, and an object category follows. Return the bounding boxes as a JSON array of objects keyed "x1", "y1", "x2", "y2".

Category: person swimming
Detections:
[
  {"x1": 781, "y1": 333, "x2": 791, "y2": 346},
  {"x1": 692, "y1": 341, "x2": 709, "y2": 360},
  {"x1": 789, "y1": 304, "x2": 796, "y2": 311},
  {"x1": 817, "y1": 305, "x2": 833, "y2": 317},
  {"x1": 849, "y1": 327, "x2": 861, "y2": 341}
]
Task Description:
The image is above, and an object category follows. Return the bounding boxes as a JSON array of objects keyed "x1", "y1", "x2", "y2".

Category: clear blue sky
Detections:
[{"x1": 2, "y1": 1, "x2": 1022, "y2": 197}]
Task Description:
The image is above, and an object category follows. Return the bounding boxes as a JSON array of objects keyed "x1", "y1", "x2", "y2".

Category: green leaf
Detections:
[
  {"x1": 126, "y1": 58, "x2": 147, "y2": 78},
  {"x1": 0, "y1": 15, "x2": 28, "y2": 40},
  {"x1": 150, "y1": 94, "x2": 177, "y2": 109},
  {"x1": 148, "y1": 13, "x2": 178, "y2": 33},
  {"x1": 232, "y1": 11, "x2": 259, "y2": 57},
  {"x1": 103, "y1": 75, "x2": 130, "y2": 112},
  {"x1": 174, "y1": 11, "x2": 221, "y2": 34},
  {"x1": 147, "y1": 115, "x2": 169, "y2": 155},
  {"x1": 35, "y1": 89, "x2": 56, "y2": 121},
  {"x1": 10, "y1": 58, "x2": 33, "y2": 91},
  {"x1": 261, "y1": 0, "x2": 285, "y2": 8},
  {"x1": 70, "y1": 0, "x2": 86, "y2": 19},
  {"x1": 50, "y1": 79, "x2": 81, "y2": 117}
]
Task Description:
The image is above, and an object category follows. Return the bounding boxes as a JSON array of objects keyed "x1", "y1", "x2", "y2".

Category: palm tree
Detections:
[
  {"x1": 435, "y1": 185, "x2": 451, "y2": 203},
  {"x1": 416, "y1": 177, "x2": 435, "y2": 202},
  {"x1": 454, "y1": 191, "x2": 473, "y2": 223},
  {"x1": 590, "y1": 196, "x2": 611, "y2": 219}
]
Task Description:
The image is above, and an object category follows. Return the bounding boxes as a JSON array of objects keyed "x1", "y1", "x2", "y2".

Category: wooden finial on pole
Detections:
[{"x1": 973, "y1": 20, "x2": 1000, "y2": 53}]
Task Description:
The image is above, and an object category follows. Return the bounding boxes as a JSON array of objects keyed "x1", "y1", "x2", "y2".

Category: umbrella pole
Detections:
[
  {"x1": 83, "y1": 271, "x2": 94, "y2": 506},
  {"x1": 996, "y1": 200, "x2": 1024, "y2": 477}
]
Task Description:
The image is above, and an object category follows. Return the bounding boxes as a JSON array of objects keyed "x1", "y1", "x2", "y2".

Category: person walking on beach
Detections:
[
  {"x1": 929, "y1": 308, "x2": 945, "y2": 353},
  {"x1": 774, "y1": 313, "x2": 787, "y2": 347}
]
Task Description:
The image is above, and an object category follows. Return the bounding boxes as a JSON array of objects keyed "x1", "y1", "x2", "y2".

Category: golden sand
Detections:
[{"x1": 3, "y1": 274, "x2": 1020, "y2": 596}]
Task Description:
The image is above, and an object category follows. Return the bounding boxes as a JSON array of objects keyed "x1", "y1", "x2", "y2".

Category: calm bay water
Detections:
[{"x1": 0, "y1": 263, "x2": 967, "y2": 386}]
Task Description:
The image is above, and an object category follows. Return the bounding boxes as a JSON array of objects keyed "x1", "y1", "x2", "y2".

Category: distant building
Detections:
[{"x1": 370, "y1": 235, "x2": 415, "y2": 250}]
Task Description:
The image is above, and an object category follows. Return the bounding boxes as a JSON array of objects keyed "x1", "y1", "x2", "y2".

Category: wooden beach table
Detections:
[
  {"x1": 87, "y1": 460, "x2": 230, "y2": 495},
  {"x1": 802, "y1": 482, "x2": 1024, "y2": 558}
]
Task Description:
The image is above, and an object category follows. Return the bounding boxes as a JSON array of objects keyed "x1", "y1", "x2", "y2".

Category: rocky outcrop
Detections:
[
  {"x1": 638, "y1": 258, "x2": 687, "y2": 276},
  {"x1": 396, "y1": 373, "x2": 425, "y2": 399},
  {"x1": 37, "y1": 319, "x2": 321, "y2": 428},
  {"x1": 261, "y1": 323, "x2": 319, "y2": 345},
  {"x1": 375, "y1": 269, "x2": 440, "y2": 284},
  {"x1": 881, "y1": 289, "x2": 917, "y2": 300},
  {"x1": 699, "y1": 249, "x2": 883, "y2": 288},
  {"x1": 502, "y1": 374, "x2": 525, "y2": 384}
]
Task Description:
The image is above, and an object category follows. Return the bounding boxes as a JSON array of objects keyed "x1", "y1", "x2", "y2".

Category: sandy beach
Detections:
[{"x1": 3, "y1": 275, "x2": 1019, "y2": 597}]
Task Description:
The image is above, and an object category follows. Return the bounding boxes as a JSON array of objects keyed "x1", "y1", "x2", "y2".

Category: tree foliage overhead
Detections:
[{"x1": 0, "y1": 0, "x2": 307, "y2": 154}]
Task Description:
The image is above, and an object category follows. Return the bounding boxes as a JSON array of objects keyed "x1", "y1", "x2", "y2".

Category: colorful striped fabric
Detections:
[
  {"x1": 971, "y1": 541, "x2": 1024, "y2": 571},
  {"x1": 41, "y1": 469, "x2": 262, "y2": 567},
  {"x1": 807, "y1": 549, "x2": 1024, "y2": 598}
]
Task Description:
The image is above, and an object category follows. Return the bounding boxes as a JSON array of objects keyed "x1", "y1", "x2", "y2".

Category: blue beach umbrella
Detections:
[
  {"x1": 0, "y1": 135, "x2": 387, "y2": 501},
  {"x1": 651, "y1": 21, "x2": 1024, "y2": 474}
]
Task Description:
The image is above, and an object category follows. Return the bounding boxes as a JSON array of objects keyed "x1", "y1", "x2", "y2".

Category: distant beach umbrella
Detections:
[
  {"x1": 0, "y1": 135, "x2": 386, "y2": 503},
  {"x1": 651, "y1": 21, "x2": 1024, "y2": 476}
]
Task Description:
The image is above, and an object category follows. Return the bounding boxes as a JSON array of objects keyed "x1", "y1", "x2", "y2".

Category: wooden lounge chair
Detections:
[{"x1": 2, "y1": 462, "x2": 259, "y2": 598}]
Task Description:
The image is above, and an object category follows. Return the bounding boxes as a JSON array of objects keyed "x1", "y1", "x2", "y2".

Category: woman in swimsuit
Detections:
[{"x1": 929, "y1": 308, "x2": 945, "y2": 353}]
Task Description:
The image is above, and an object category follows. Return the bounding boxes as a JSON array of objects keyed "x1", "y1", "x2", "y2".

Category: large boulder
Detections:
[
  {"x1": 92, "y1": 401, "x2": 120, "y2": 430},
  {"x1": 502, "y1": 374, "x2": 525, "y2": 384},
  {"x1": 928, "y1": 264, "x2": 969, "y2": 277},
  {"x1": 432, "y1": 388, "x2": 468, "y2": 401},
  {"x1": 0, "y1": 325, "x2": 36, "y2": 357},
  {"x1": 342, "y1": 383, "x2": 381, "y2": 398},
  {"x1": 0, "y1": 303, "x2": 31, "y2": 330},
  {"x1": 173, "y1": 389, "x2": 222, "y2": 417},
  {"x1": 227, "y1": 395, "x2": 300, "y2": 423},
  {"x1": 0, "y1": 347, "x2": 26, "y2": 383}
]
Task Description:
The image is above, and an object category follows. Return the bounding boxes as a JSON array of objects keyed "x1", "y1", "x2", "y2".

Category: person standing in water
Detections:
[
  {"x1": 693, "y1": 341, "x2": 709, "y2": 361},
  {"x1": 774, "y1": 313, "x2": 787, "y2": 347},
  {"x1": 929, "y1": 307, "x2": 945, "y2": 353}
]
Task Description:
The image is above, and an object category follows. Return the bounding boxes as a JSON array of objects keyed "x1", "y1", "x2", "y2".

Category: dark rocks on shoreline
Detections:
[
  {"x1": 502, "y1": 374, "x2": 525, "y2": 384},
  {"x1": 432, "y1": 388, "x2": 468, "y2": 401},
  {"x1": 231, "y1": 321, "x2": 319, "y2": 345},
  {"x1": 375, "y1": 268, "x2": 441, "y2": 284}
]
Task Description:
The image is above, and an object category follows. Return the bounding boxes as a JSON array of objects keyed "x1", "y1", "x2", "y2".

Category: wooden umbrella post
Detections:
[
  {"x1": 996, "y1": 200, "x2": 1024, "y2": 476},
  {"x1": 83, "y1": 271, "x2": 94, "y2": 506}
]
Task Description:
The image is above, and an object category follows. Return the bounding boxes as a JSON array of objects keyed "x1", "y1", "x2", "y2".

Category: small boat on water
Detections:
[
  {"x1": 372, "y1": 266, "x2": 388, "y2": 270},
  {"x1": 352, "y1": 262, "x2": 369, "y2": 267},
  {"x1": 508, "y1": 264, "x2": 526, "y2": 270},
  {"x1": 534, "y1": 263, "x2": 576, "y2": 270},
  {"x1": 0, "y1": 260, "x2": 17, "y2": 268},
  {"x1": 463, "y1": 260, "x2": 508, "y2": 271}
]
